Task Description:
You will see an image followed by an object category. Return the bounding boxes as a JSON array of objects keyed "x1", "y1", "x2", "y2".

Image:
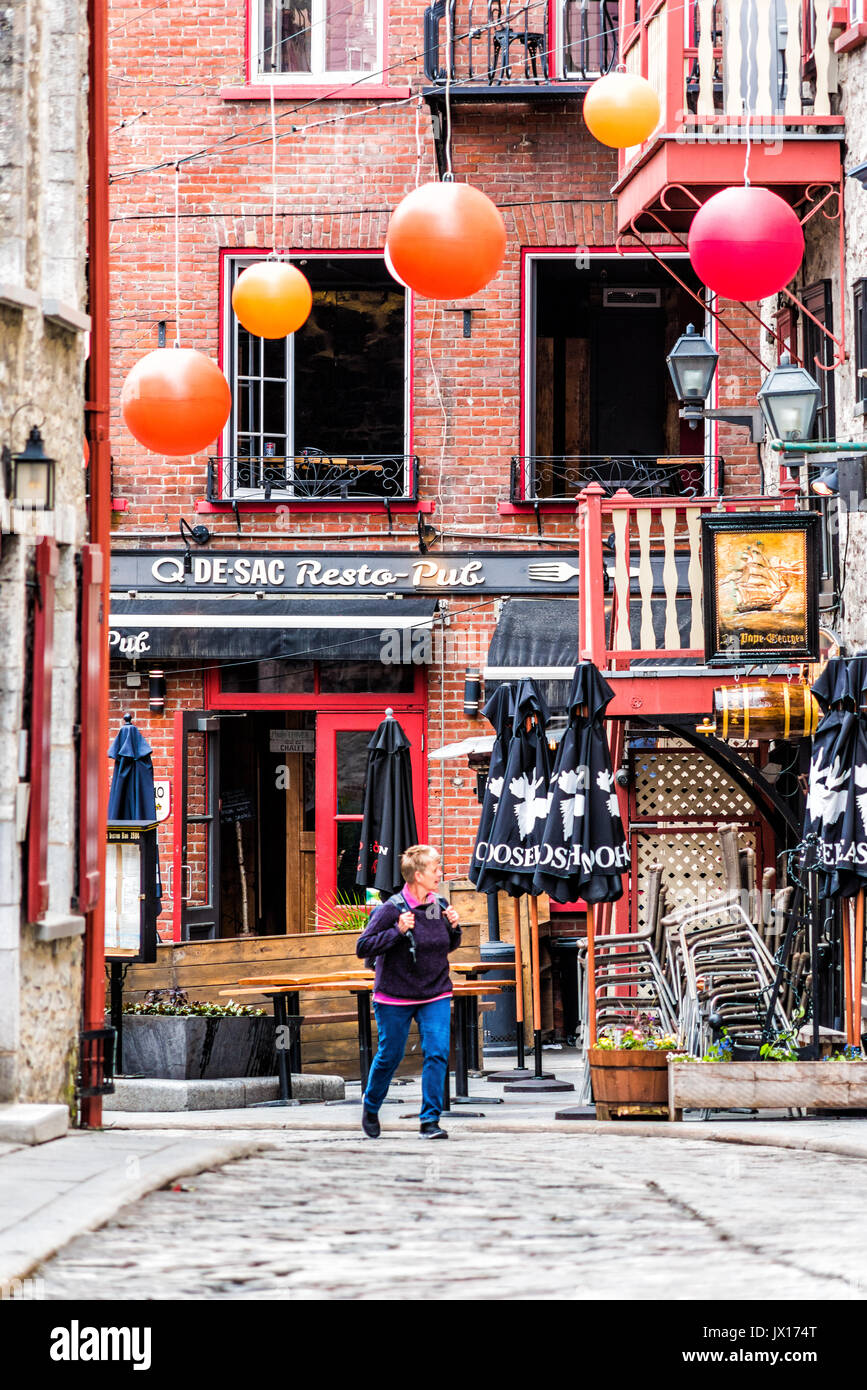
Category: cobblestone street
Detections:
[{"x1": 36, "y1": 1129, "x2": 867, "y2": 1300}]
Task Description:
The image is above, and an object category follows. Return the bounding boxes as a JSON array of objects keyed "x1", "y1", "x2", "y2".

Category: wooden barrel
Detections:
[
  {"x1": 587, "y1": 1048, "x2": 670, "y2": 1106},
  {"x1": 712, "y1": 682, "x2": 821, "y2": 741}
]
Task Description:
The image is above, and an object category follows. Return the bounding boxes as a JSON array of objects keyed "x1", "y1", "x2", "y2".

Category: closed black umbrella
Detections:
[
  {"x1": 533, "y1": 662, "x2": 629, "y2": 906},
  {"x1": 800, "y1": 656, "x2": 867, "y2": 1045},
  {"x1": 468, "y1": 683, "x2": 515, "y2": 889},
  {"x1": 356, "y1": 709, "x2": 419, "y2": 897},
  {"x1": 471, "y1": 679, "x2": 572, "y2": 1090}
]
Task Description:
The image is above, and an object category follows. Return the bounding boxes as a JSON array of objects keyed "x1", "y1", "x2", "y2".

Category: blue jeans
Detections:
[{"x1": 364, "y1": 997, "x2": 451, "y2": 1124}]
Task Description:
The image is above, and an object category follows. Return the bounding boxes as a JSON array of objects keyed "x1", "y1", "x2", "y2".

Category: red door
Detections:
[{"x1": 315, "y1": 710, "x2": 426, "y2": 915}]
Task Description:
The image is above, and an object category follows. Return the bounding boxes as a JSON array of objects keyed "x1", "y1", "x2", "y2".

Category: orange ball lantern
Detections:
[
  {"x1": 121, "y1": 348, "x2": 231, "y2": 456},
  {"x1": 231, "y1": 260, "x2": 312, "y2": 339},
  {"x1": 386, "y1": 181, "x2": 506, "y2": 300},
  {"x1": 583, "y1": 72, "x2": 661, "y2": 148}
]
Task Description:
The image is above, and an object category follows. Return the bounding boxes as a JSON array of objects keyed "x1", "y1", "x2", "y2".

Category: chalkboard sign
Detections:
[{"x1": 220, "y1": 789, "x2": 255, "y2": 824}]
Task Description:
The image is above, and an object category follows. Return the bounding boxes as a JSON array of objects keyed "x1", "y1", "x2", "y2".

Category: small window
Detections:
[
  {"x1": 221, "y1": 254, "x2": 411, "y2": 502},
  {"x1": 801, "y1": 280, "x2": 836, "y2": 441},
  {"x1": 254, "y1": 0, "x2": 383, "y2": 82},
  {"x1": 855, "y1": 279, "x2": 867, "y2": 407}
]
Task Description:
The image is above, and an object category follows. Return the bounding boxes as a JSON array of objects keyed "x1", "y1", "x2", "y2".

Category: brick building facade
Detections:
[{"x1": 106, "y1": 0, "x2": 769, "y2": 957}]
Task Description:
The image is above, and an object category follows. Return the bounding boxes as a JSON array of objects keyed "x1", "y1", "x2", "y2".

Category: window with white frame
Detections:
[
  {"x1": 220, "y1": 254, "x2": 410, "y2": 501},
  {"x1": 254, "y1": 0, "x2": 383, "y2": 80}
]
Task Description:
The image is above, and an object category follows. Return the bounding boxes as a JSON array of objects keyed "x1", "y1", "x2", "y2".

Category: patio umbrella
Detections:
[
  {"x1": 532, "y1": 662, "x2": 630, "y2": 1053},
  {"x1": 356, "y1": 708, "x2": 418, "y2": 897},
  {"x1": 800, "y1": 656, "x2": 867, "y2": 1044},
  {"x1": 472, "y1": 679, "x2": 572, "y2": 1090}
]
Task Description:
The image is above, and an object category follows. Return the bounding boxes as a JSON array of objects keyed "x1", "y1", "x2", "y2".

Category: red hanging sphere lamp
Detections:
[
  {"x1": 231, "y1": 260, "x2": 312, "y2": 338},
  {"x1": 121, "y1": 348, "x2": 232, "y2": 456},
  {"x1": 582, "y1": 71, "x2": 661, "y2": 148},
  {"x1": 687, "y1": 186, "x2": 804, "y2": 301},
  {"x1": 386, "y1": 181, "x2": 507, "y2": 300}
]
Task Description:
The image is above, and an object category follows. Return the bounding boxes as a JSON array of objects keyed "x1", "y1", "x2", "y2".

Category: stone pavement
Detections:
[{"x1": 6, "y1": 1048, "x2": 867, "y2": 1293}]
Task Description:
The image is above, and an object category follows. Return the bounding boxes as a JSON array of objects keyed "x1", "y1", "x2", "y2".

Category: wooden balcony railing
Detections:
[
  {"x1": 618, "y1": 0, "x2": 842, "y2": 176},
  {"x1": 577, "y1": 484, "x2": 796, "y2": 669}
]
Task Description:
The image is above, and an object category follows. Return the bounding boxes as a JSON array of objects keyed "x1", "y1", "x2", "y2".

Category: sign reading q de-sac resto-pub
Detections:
[{"x1": 110, "y1": 551, "x2": 580, "y2": 597}]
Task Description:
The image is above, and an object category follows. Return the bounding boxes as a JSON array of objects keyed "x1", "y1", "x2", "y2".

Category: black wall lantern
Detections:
[
  {"x1": 148, "y1": 669, "x2": 166, "y2": 715},
  {"x1": 463, "y1": 668, "x2": 482, "y2": 718},
  {"x1": 757, "y1": 354, "x2": 822, "y2": 442},
  {"x1": 3, "y1": 424, "x2": 55, "y2": 511},
  {"x1": 666, "y1": 323, "x2": 719, "y2": 424}
]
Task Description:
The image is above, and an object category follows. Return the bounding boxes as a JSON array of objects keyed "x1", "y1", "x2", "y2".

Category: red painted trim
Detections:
[
  {"x1": 217, "y1": 247, "x2": 413, "y2": 500},
  {"x1": 78, "y1": 545, "x2": 104, "y2": 913},
  {"x1": 205, "y1": 662, "x2": 427, "y2": 710},
  {"x1": 835, "y1": 19, "x2": 867, "y2": 48},
  {"x1": 28, "y1": 538, "x2": 59, "y2": 924},
  {"x1": 172, "y1": 708, "x2": 184, "y2": 942},
  {"x1": 222, "y1": 84, "x2": 411, "y2": 101},
  {"x1": 111, "y1": 498, "x2": 129, "y2": 511}
]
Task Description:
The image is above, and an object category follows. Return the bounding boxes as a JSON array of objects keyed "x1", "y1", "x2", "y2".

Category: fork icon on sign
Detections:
[{"x1": 526, "y1": 561, "x2": 581, "y2": 584}]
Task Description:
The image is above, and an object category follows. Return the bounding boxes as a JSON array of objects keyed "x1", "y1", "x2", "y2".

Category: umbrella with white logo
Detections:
[
  {"x1": 532, "y1": 663, "x2": 629, "y2": 1055},
  {"x1": 356, "y1": 708, "x2": 419, "y2": 898},
  {"x1": 472, "y1": 679, "x2": 573, "y2": 1091},
  {"x1": 801, "y1": 656, "x2": 867, "y2": 1045}
]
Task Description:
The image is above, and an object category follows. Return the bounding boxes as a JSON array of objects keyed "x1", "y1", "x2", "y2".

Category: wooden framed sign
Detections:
[{"x1": 701, "y1": 511, "x2": 820, "y2": 664}]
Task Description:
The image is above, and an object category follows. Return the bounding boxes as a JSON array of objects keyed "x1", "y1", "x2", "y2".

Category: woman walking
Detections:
[{"x1": 356, "y1": 845, "x2": 461, "y2": 1139}]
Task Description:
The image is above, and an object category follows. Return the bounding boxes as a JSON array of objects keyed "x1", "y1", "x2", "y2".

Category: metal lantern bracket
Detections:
[{"x1": 617, "y1": 179, "x2": 846, "y2": 374}]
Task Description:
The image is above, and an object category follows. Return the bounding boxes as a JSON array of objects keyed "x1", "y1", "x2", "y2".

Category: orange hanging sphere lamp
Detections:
[
  {"x1": 121, "y1": 348, "x2": 232, "y2": 456},
  {"x1": 386, "y1": 181, "x2": 507, "y2": 300},
  {"x1": 582, "y1": 71, "x2": 661, "y2": 148},
  {"x1": 231, "y1": 260, "x2": 313, "y2": 339}
]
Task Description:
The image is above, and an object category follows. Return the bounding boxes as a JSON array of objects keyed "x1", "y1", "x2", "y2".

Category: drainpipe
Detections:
[{"x1": 81, "y1": 0, "x2": 110, "y2": 1128}]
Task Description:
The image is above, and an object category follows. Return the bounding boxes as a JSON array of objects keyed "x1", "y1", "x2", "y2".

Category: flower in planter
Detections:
[
  {"x1": 123, "y1": 988, "x2": 264, "y2": 1018},
  {"x1": 596, "y1": 1019, "x2": 679, "y2": 1051}
]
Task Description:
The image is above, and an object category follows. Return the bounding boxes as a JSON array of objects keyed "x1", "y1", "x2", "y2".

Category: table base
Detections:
[{"x1": 503, "y1": 1077, "x2": 575, "y2": 1092}]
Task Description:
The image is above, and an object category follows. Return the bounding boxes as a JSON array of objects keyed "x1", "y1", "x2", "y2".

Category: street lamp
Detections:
[
  {"x1": 666, "y1": 323, "x2": 764, "y2": 441},
  {"x1": 3, "y1": 425, "x2": 55, "y2": 511},
  {"x1": 666, "y1": 323, "x2": 719, "y2": 424},
  {"x1": 757, "y1": 354, "x2": 822, "y2": 443}
]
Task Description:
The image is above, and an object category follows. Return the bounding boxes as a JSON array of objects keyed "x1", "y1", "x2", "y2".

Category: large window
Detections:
[
  {"x1": 221, "y1": 254, "x2": 411, "y2": 501},
  {"x1": 254, "y1": 0, "x2": 382, "y2": 81}
]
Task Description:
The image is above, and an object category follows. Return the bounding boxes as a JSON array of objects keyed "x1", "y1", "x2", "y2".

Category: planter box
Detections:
[
  {"x1": 668, "y1": 1059, "x2": 867, "y2": 1121},
  {"x1": 120, "y1": 1014, "x2": 277, "y2": 1080},
  {"x1": 588, "y1": 1047, "x2": 670, "y2": 1120}
]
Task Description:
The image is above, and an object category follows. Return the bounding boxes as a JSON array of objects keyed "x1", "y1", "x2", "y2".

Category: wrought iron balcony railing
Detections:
[
  {"x1": 207, "y1": 451, "x2": 419, "y2": 504},
  {"x1": 511, "y1": 454, "x2": 723, "y2": 502},
  {"x1": 423, "y1": 0, "x2": 618, "y2": 89}
]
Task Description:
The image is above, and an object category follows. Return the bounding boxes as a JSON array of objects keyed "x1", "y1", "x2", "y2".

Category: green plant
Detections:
[
  {"x1": 123, "y1": 988, "x2": 264, "y2": 1018},
  {"x1": 310, "y1": 891, "x2": 372, "y2": 933},
  {"x1": 827, "y1": 1045, "x2": 863, "y2": 1061},
  {"x1": 702, "y1": 1031, "x2": 734, "y2": 1062}
]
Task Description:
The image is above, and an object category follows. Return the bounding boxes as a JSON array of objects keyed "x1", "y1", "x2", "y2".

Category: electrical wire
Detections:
[{"x1": 109, "y1": 193, "x2": 615, "y2": 226}]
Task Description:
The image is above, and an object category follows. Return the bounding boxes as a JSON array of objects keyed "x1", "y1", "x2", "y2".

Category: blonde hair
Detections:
[{"x1": 401, "y1": 844, "x2": 440, "y2": 884}]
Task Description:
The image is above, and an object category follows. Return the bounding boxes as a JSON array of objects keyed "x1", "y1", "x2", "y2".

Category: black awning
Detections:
[
  {"x1": 484, "y1": 599, "x2": 579, "y2": 712},
  {"x1": 108, "y1": 597, "x2": 439, "y2": 662}
]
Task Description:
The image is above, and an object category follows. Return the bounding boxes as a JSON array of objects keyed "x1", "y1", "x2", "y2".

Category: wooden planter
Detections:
[
  {"x1": 668, "y1": 1059, "x2": 867, "y2": 1121},
  {"x1": 588, "y1": 1047, "x2": 670, "y2": 1121}
]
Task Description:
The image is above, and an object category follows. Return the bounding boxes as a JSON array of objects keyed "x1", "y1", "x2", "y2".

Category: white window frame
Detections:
[
  {"x1": 249, "y1": 0, "x2": 386, "y2": 85},
  {"x1": 220, "y1": 251, "x2": 411, "y2": 502}
]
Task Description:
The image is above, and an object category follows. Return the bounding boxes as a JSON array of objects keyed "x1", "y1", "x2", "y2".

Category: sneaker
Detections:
[
  {"x1": 419, "y1": 1121, "x2": 448, "y2": 1139},
  {"x1": 361, "y1": 1107, "x2": 381, "y2": 1139}
]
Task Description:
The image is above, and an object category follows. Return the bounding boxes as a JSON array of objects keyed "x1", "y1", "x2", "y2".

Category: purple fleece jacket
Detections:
[{"x1": 355, "y1": 893, "x2": 462, "y2": 1001}]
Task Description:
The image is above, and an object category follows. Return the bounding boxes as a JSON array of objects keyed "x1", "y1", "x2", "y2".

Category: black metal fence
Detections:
[
  {"x1": 511, "y1": 453, "x2": 721, "y2": 500},
  {"x1": 423, "y1": 0, "x2": 618, "y2": 87},
  {"x1": 208, "y1": 452, "x2": 419, "y2": 504}
]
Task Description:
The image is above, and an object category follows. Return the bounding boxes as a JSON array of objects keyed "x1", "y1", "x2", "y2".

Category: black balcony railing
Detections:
[
  {"x1": 511, "y1": 454, "x2": 722, "y2": 501},
  {"x1": 208, "y1": 451, "x2": 419, "y2": 504},
  {"x1": 423, "y1": 0, "x2": 618, "y2": 88}
]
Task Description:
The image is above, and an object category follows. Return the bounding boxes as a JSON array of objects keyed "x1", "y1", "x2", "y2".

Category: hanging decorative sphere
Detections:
[
  {"x1": 121, "y1": 348, "x2": 231, "y2": 456},
  {"x1": 383, "y1": 243, "x2": 411, "y2": 291},
  {"x1": 583, "y1": 72, "x2": 661, "y2": 148},
  {"x1": 386, "y1": 181, "x2": 507, "y2": 299},
  {"x1": 688, "y1": 187, "x2": 804, "y2": 301},
  {"x1": 231, "y1": 261, "x2": 312, "y2": 338}
]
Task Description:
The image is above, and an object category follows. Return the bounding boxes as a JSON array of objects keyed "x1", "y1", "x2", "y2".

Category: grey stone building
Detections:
[{"x1": 0, "y1": 0, "x2": 93, "y2": 1137}]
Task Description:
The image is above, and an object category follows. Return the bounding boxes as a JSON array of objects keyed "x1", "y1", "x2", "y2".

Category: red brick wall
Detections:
[{"x1": 107, "y1": 0, "x2": 766, "y2": 934}]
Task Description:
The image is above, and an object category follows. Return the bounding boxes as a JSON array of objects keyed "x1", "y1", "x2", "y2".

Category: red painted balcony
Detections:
[{"x1": 613, "y1": 0, "x2": 845, "y2": 236}]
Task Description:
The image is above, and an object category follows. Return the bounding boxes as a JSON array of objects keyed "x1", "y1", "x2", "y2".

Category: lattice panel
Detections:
[
  {"x1": 632, "y1": 748, "x2": 756, "y2": 822},
  {"x1": 633, "y1": 828, "x2": 759, "y2": 933}
]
